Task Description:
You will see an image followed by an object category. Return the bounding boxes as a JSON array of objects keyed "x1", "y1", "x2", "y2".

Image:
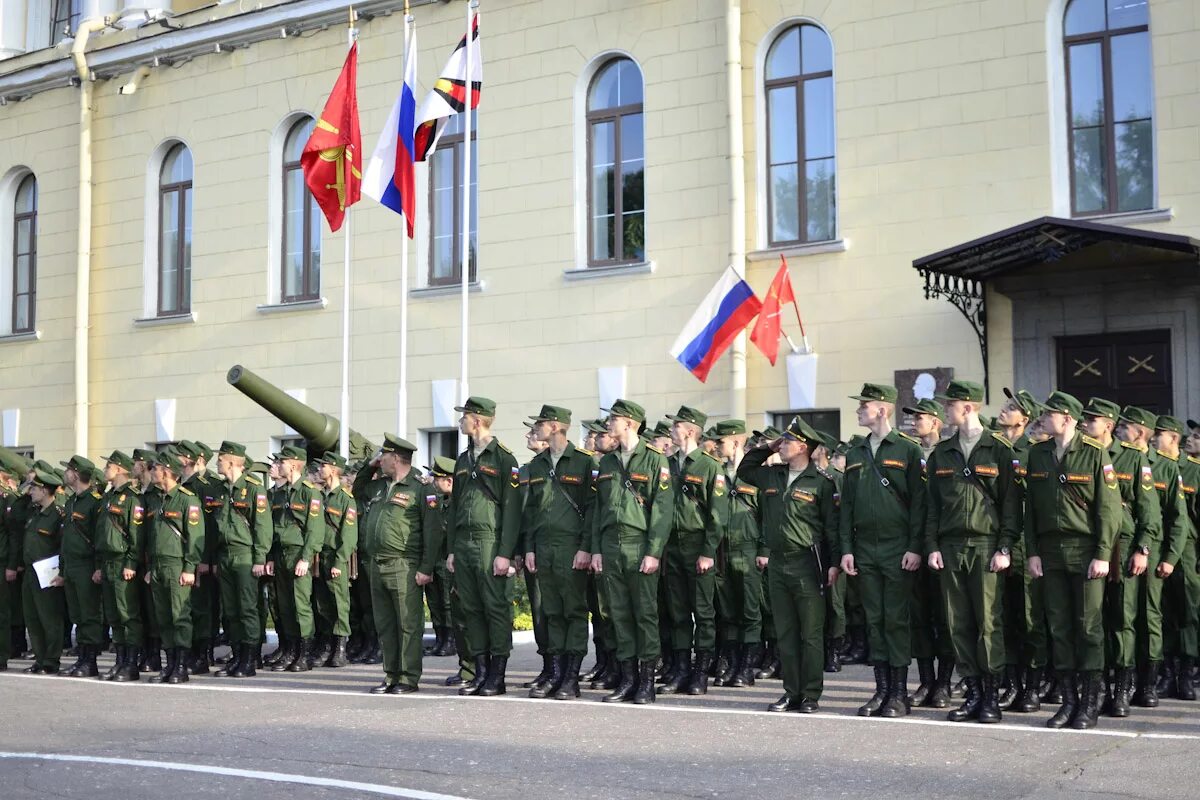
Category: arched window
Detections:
[
  {"x1": 587, "y1": 57, "x2": 644, "y2": 266},
  {"x1": 429, "y1": 112, "x2": 478, "y2": 286},
  {"x1": 1064, "y1": 0, "x2": 1153, "y2": 215},
  {"x1": 765, "y1": 23, "x2": 835, "y2": 246},
  {"x1": 282, "y1": 118, "x2": 321, "y2": 303},
  {"x1": 12, "y1": 174, "x2": 36, "y2": 334},
  {"x1": 158, "y1": 144, "x2": 193, "y2": 316}
]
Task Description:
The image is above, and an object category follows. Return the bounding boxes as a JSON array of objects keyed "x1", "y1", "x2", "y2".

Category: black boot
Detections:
[
  {"x1": 582, "y1": 649, "x2": 607, "y2": 683},
  {"x1": 432, "y1": 626, "x2": 456, "y2": 657},
  {"x1": 215, "y1": 644, "x2": 241, "y2": 677},
  {"x1": 632, "y1": 661, "x2": 657, "y2": 704},
  {"x1": 911, "y1": 658, "x2": 935, "y2": 707},
  {"x1": 859, "y1": 663, "x2": 890, "y2": 717},
  {"x1": 997, "y1": 664, "x2": 1021, "y2": 711},
  {"x1": 757, "y1": 644, "x2": 781, "y2": 679},
  {"x1": 978, "y1": 673, "x2": 1001, "y2": 724},
  {"x1": 189, "y1": 640, "x2": 211, "y2": 675},
  {"x1": 1134, "y1": 662, "x2": 1160, "y2": 707},
  {"x1": 711, "y1": 644, "x2": 736, "y2": 687},
  {"x1": 950, "y1": 676, "x2": 968, "y2": 699},
  {"x1": 530, "y1": 654, "x2": 565, "y2": 699},
  {"x1": 287, "y1": 638, "x2": 313, "y2": 672},
  {"x1": 1016, "y1": 667, "x2": 1043, "y2": 712},
  {"x1": 66, "y1": 645, "x2": 98, "y2": 678},
  {"x1": 1110, "y1": 667, "x2": 1132, "y2": 717},
  {"x1": 525, "y1": 653, "x2": 554, "y2": 690},
  {"x1": 824, "y1": 637, "x2": 843, "y2": 673},
  {"x1": 459, "y1": 654, "x2": 489, "y2": 695},
  {"x1": 311, "y1": 634, "x2": 333, "y2": 666},
  {"x1": 1046, "y1": 671, "x2": 1078, "y2": 728},
  {"x1": 1177, "y1": 657, "x2": 1197, "y2": 701},
  {"x1": 686, "y1": 650, "x2": 713, "y2": 695},
  {"x1": 141, "y1": 640, "x2": 162, "y2": 674},
  {"x1": 659, "y1": 649, "x2": 691, "y2": 694},
  {"x1": 602, "y1": 660, "x2": 638, "y2": 703},
  {"x1": 59, "y1": 645, "x2": 85, "y2": 676},
  {"x1": 1071, "y1": 671, "x2": 1102, "y2": 729},
  {"x1": 325, "y1": 635, "x2": 348, "y2": 668},
  {"x1": 1155, "y1": 658, "x2": 1173, "y2": 696},
  {"x1": 928, "y1": 657, "x2": 953, "y2": 709},
  {"x1": 843, "y1": 626, "x2": 868, "y2": 665},
  {"x1": 477, "y1": 655, "x2": 508, "y2": 696},
  {"x1": 115, "y1": 646, "x2": 140, "y2": 682},
  {"x1": 263, "y1": 636, "x2": 288, "y2": 666},
  {"x1": 731, "y1": 643, "x2": 761, "y2": 688},
  {"x1": 231, "y1": 644, "x2": 257, "y2": 678},
  {"x1": 553, "y1": 654, "x2": 582, "y2": 700},
  {"x1": 880, "y1": 666, "x2": 909, "y2": 717},
  {"x1": 102, "y1": 644, "x2": 125, "y2": 681},
  {"x1": 590, "y1": 650, "x2": 616, "y2": 690},
  {"x1": 947, "y1": 676, "x2": 982, "y2": 722},
  {"x1": 423, "y1": 627, "x2": 442, "y2": 656},
  {"x1": 270, "y1": 638, "x2": 297, "y2": 672},
  {"x1": 1041, "y1": 670, "x2": 1063, "y2": 704},
  {"x1": 167, "y1": 647, "x2": 190, "y2": 684},
  {"x1": 363, "y1": 637, "x2": 383, "y2": 665}
]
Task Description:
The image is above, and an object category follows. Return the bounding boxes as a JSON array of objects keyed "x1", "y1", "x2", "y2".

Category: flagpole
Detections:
[
  {"x1": 459, "y1": 0, "x2": 477, "y2": 443},
  {"x1": 340, "y1": 9, "x2": 359, "y2": 460},
  {"x1": 398, "y1": 3, "x2": 412, "y2": 439}
]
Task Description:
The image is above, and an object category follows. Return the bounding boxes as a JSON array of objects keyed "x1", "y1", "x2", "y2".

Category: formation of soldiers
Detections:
[{"x1": 2, "y1": 385, "x2": 1199, "y2": 731}]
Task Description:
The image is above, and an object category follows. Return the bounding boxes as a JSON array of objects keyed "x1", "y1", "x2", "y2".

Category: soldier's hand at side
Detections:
[
  {"x1": 330, "y1": 567, "x2": 342, "y2": 579},
  {"x1": 524, "y1": 552, "x2": 537, "y2": 574},
  {"x1": 1156, "y1": 561, "x2": 1175, "y2": 579},
  {"x1": 928, "y1": 551, "x2": 944, "y2": 571},
  {"x1": 415, "y1": 571, "x2": 433, "y2": 586},
  {"x1": 143, "y1": 572, "x2": 151, "y2": 585},
  {"x1": 492, "y1": 556, "x2": 511, "y2": 577},
  {"x1": 294, "y1": 559, "x2": 309, "y2": 578},
  {"x1": 265, "y1": 562, "x2": 275, "y2": 577},
  {"x1": 639, "y1": 555, "x2": 660, "y2": 575},
  {"x1": 1027, "y1": 555, "x2": 1043, "y2": 578},
  {"x1": 211, "y1": 564, "x2": 219, "y2": 577},
  {"x1": 989, "y1": 552, "x2": 1011, "y2": 573},
  {"x1": 1087, "y1": 558, "x2": 1110, "y2": 580},
  {"x1": 1129, "y1": 552, "x2": 1148, "y2": 576},
  {"x1": 696, "y1": 556, "x2": 714, "y2": 575},
  {"x1": 755, "y1": 556, "x2": 769, "y2": 571},
  {"x1": 50, "y1": 576, "x2": 64, "y2": 587},
  {"x1": 252, "y1": 564, "x2": 266, "y2": 578},
  {"x1": 122, "y1": 568, "x2": 136, "y2": 581},
  {"x1": 91, "y1": 569, "x2": 102, "y2": 584},
  {"x1": 901, "y1": 551, "x2": 921, "y2": 571},
  {"x1": 4, "y1": 569, "x2": 15, "y2": 582},
  {"x1": 572, "y1": 550, "x2": 591, "y2": 570},
  {"x1": 840, "y1": 554, "x2": 857, "y2": 576},
  {"x1": 179, "y1": 572, "x2": 196, "y2": 587},
  {"x1": 197, "y1": 563, "x2": 211, "y2": 575},
  {"x1": 513, "y1": 555, "x2": 525, "y2": 574},
  {"x1": 446, "y1": 554, "x2": 455, "y2": 574},
  {"x1": 827, "y1": 567, "x2": 840, "y2": 587},
  {"x1": 590, "y1": 554, "x2": 603, "y2": 574}
]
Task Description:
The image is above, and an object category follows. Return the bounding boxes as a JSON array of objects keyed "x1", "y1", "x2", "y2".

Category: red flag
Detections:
[
  {"x1": 750, "y1": 255, "x2": 798, "y2": 366},
  {"x1": 302, "y1": 43, "x2": 362, "y2": 232}
]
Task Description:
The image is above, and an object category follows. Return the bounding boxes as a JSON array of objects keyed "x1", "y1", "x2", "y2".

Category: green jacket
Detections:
[
  {"x1": 722, "y1": 464, "x2": 765, "y2": 557},
  {"x1": 448, "y1": 438, "x2": 523, "y2": 559},
  {"x1": 737, "y1": 449, "x2": 835, "y2": 565},
  {"x1": 22, "y1": 500, "x2": 65, "y2": 567},
  {"x1": 61, "y1": 486, "x2": 103, "y2": 573},
  {"x1": 592, "y1": 441, "x2": 674, "y2": 558},
  {"x1": 1180, "y1": 456, "x2": 1200, "y2": 549},
  {"x1": 186, "y1": 472, "x2": 228, "y2": 569},
  {"x1": 426, "y1": 490, "x2": 451, "y2": 566},
  {"x1": 322, "y1": 484, "x2": 359, "y2": 573},
  {"x1": 216, "y1": 472, "x2": 273, "y2": 565},
  {"x1": 95, "y1": 481, "x2": 144, "y2": 571},
  {"x1": 1107, "y1": 440, "x2": 1160, "y2": 551},
  {"x1": 5, "y1": 492, "x2": 34, "y2": 571},
  {"x1": 521, "y1": 442, "x2": 598, "y2": 553},
  {"x1": 1150, "y1": 450, "x2": 1190, "y2": 567},
  {"x1": 1024, "y1": 432, "x2": 1121, "y2": 568},
  {"x1": 839, "y1": 429, "x2": 928, "y2": 558},
  {"x1": 670, "y1": 448, "x2": 727, "y2": 559},
  {"x1": 271, "y1": 479, "x2": 326, "y2": 563},
  {"x1": 353, "y1": 468, "x2": 437, "y2": 575},
  {"x1": 140, "y1": 484, "x2": 163, "y2": 566},
  {"x1": 924, "y1": 430, "x2": 1021, "y2": 554},
  {"x1": 0, "y1": 486, "x2": 17, "y2": 568},
  {"x1": 146, "y1": 484, "x2": 204, "y2": 572}
]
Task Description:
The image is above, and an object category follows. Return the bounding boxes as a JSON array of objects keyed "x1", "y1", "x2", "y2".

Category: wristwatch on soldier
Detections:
[
  {"x1": 1136, "y1": 544, "x2": 1151, "y2": 556},
  {"x1": 997, "y1": 546, "x2": 1010, "y2": 557}
]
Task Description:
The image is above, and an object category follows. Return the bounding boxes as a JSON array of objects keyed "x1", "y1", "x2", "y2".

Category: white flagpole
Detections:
[
  {"x1": 459, "y1": 0, "x2": 477, "y2": 442},
  {"x1": 398, "y1": 8, "x2": 412, "y2": 439},
  {"x1": 339, "y1": 12, "x2": 358, "y2": 460}
]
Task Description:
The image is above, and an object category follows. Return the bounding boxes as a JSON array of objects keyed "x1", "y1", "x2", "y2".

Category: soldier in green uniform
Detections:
[
  {"x1": 582, "y1": 419, "x2": 619, "y2": 690},
  {"x1": 353, "y1": 435, "x2": 437, "y2": 694},
  {"x1": 446, "y1": 397, "x2": 522, "y2": 696},
  {"x1": 313, "y1": 452, "x2": 357, "y2": 668},
  {"x1": 348, "y1": 457, "x2": 381, "y2": 666},
  {"x1": 2, "y1": 452, "x2": 34, "y2": 667},
  {"x1": 426, "y1": 457, "x2": 471, "y2": 686},
  {"x1": 517, "y1": 425, "x2": 551, "y2": 689},
  {"x1": 522, "y1": 405, "x2": 597, "y2": 700},
  {"x1": 660, "y1": 406, "x2": 725, "y2": 696},
  {"x1": 57, "y1": 456, "x2": 103, "y2": 677},
  {"x1": 0, "y1": 453, "x2": 24, "y2": 671},
  {"x1": 1176, "y1": 420, "x2": 1200, "y2": 695},
  {"x1": 267, "y1": 445, "x2": 325, "y2": 672},
  {"x1": 750, "y1": 425, "x2": 785, "y2": 680},
  {"x1": 739, "y1": 417, "x2": 838, "y2": 712},
  {"x1": 145, "y1": 451, "x2": 204, "y2": 684},
  {"x1": 925, "y1": 381, "x2": 1021, "y2": 723},
  {"x1": 592, "y1": 399, "x2": 674, "y2": 703},
  {"x1": 175, "y1": 441, "x2": 224, "y2": 674},
  {"x1": 212, "y1": 441, "x2": 272, "y2": 678},
  {"x1": 19, "y1": 469, "x2": 66, "y2": 674},
  {"x1": 131, "y1": 449, "x2": 163, "y2": 674},
  {"x1": 95, "y1": 451, "x2": 145, "y2": 682},
  {"x1": 1026, "y1": 391, "x2": 1122, "y2": 729},
  {"x1": 811, "y1": 431, "x2": 845, "y2": 676},
  {"x1": 422, "y1": 463, "x2": 455, "y2": 658},
  {"x1": 839, "y1": 383, "x2": 927, "y2": 718}
]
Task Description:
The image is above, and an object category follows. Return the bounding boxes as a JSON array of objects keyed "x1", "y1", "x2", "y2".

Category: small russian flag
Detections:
[
  {"x1": 363, "y1": 27, "x2": 418, "y2": 238},
  {"x1": 669, "y1": 266, "x2": 763, "y2": 383}
]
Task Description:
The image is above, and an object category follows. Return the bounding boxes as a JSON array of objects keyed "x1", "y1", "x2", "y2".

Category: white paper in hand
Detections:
[{"x1": 32, "y1": 555, "x2": 60, "y2": 589}]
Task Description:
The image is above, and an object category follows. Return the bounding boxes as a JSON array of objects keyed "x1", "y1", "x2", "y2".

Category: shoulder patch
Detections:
[
  {"x1": 990, "y1": 432, "x2": 1012, "y2": 447},
  {"x1": 1081, "y1": 435, "x2": 1103, "y2": 449}
]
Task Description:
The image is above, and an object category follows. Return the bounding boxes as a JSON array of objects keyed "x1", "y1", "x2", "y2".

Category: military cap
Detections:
[
  {"x1": 319, "y1": 452, "x2": 348, "y2": 470},
  {"x1": 427, "y1": 456, "x2": 456, "y2": 477},
  {"x1": 650, "y1": 420, "x2": 672, "y2": 437},
  {"x1": 380, "y1": 433, "x2": 418, "y2": 456},
  {"x1": 815, "y1": 430, "x2": 839, "y2": 452},
  {"x1": 1043, "y1": 391, "x2": 1083, "y2": 420},
  {"x1": 132, "y1": 448, "x2": 158, "y2": 464},
  {"x1": 521, "y1": 420, "x2": 535, "y2": 429},
  {"x1": 529, "y1": 404, "x2": 572, "y2": 425},
  {"x1": 194, "y1": 441, "x2": 214, "y2": 462},
  {"x1": 583, "y1": 419, "x2": 609, "y2": 434},
  {"x1": 1188, "y1": 419, "x2": 1200, "y2": 433},
  {"x1": 602, "y1": 399, "x2": 646, "y2": 423},
  {"x1": 218, "y1": 441, "x2": 248, "y2": 458},
  {"x1": 248, "y1": 461, "x2": 271, "y2": 476},
  {"x1": 31, "y1": 468, "x2": 62, "y2": 489},
  {"x1": 714, "y1": 419, "x2": 747, "y2": 437},
  {"x1": 834, "y1": 440, "x2": 851, "y2": 455},
  {"x1": 850, "y1": 383, "x2": 898, "y2": 404},
  {"x1": 0, "y1": 446, "x2": 29, "y2": 477},
  {"x1": 1002, "y1": 387, "x2": 1038, "y2": 418},
  {"x1": 454, "y1": 396, "x2": 497, "y2": 416},
  {"x1": 781, "y1": 416, "x2": 822, "y2": 445},
  {"x1": 274, "y1": 445, "x2": 308, "y2": 461},
  {"x1": 105, "y1": 450, "x2": 134, "y2": 472},
  {"x1": 1119, "y1": 405, "x2": 1157, "y2": 429},
  {"x1": 935, "y1": 380, "x2": 985, "y2": 404},
  {"x1": 903, "y1": 398, "x2": 945, "y2": 422},
  {"x1": 1154, "y1": 415, "x2": 1184, "y2": 435},
  {"x1": 666, "y1": 405, "x2": 707, "y2": 429},
  {"x1": 175, "y1": 440, "x2": 203, "y2": 460},
  {"x1": 60, "y1": 455, "x2": 97, "y2": 480},
  {"x1": 752, "y1": 425, "x2": 782, "y2": 442},
  {"x1": 156, "y1": 450, "x2": 185, "y2": 474},
  {"x1": 1082, "y1": 397, "x2": 1120, "y2": 422}
]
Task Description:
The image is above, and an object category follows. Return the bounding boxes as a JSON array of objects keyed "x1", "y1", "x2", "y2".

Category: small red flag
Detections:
[
  {"x1": 750, "y1": 255, "x2": 798, "y2": 366},
  {"x1": 301, "y1": 44, "x2": 362, "y2": 232}
]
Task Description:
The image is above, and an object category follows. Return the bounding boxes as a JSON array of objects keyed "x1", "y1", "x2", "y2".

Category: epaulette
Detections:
[
  {"x1": 179, "y1": 486, "x2": 196, "y2": 496},
  {"x1": 576, "y1": 447, "x2": 596, "y2": 457},
  {"x1": 1157, "y1": 449, "x2": 1173, "y2": 460},
  {"x1": 1080, "y1": 435, "x2": 1103, "y2": 449},
  {"x1": 340, "y1": 485, "x2": 354, "y2": 498},
  {"x1": 646, "y1": 444, "x2": 663, "y2": 454},
  {"x1": 701, "y1": 451, "x2": 721, "y2": 463},
  {"x1": 897, "y1": 431, "x2": 920, "y2": 445},
  {"x1": 54, "y1": 504, "x2": 66, "y2": 516},
  {"x1": 1189, "y1": 456, "x2": 1200, "y2": 466},
  {"x1": 245, "y1": 473, "x2": 263, "y2": 486},
  {"x1": 1120, "y1": 441, "x2": 1141, "y2": 450},
  {"x1": 195, "y1": 473, "x2": 210, "y2": 484},
  {"x1": 91, "y1": 490, "x2": 103, "y2": 499},
  {"x1": 496, "y1": 441, "x2": 513, "y2": 454},
  {"x1": 990, "y1": 432, "x2": 1012, "y2": 447},
  {"x1": 302, "y1": 480, "x2": 317, "y2": 489},
  {"x1": 815, "y1": 466, "x2": 835, "y2": 482}
]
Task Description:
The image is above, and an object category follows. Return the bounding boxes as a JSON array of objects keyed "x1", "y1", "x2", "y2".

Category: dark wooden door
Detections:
[{"x1": 1056, "y1": 330, "x2": 1173, "y2": 414}]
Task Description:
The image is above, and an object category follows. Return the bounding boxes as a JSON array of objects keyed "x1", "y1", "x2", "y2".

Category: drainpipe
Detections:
[
  {"x1": 71, "y1": 17, "x2": 107, "y2": 456},
  {"x1": 726, "y1": 0, "x2": 747, "y2": 420}
]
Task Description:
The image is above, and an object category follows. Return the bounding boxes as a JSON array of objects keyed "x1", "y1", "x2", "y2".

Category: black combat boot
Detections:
[
  {"x1": 553, "y1": 654, "x2": 582, "y2": 700},
  {"x1": 859, "y1": 663, "x2": 890, "y2": 717},
  {"x1": 824, "y1": 637, "x2": 843, "y2": 673},
  {"x1": 525, "y1": 653, "x2": 554, "y2": 689},
  {"x1": 947, "y1": 676, "x2": 982, "y2": 722},
  {"x1": 686, "y1": 650, "x2": 713, "y2": 695},
  {"x1": 756, "y1": 644, "x2": 781, "y2": 679},
  {"x1": 59, "y1": 644, "x2": 85, "y2": 677},
  {"x1": 1155, "y1": 658, "x2": 1173, "y2": 696},
  {"x1": 478, "y1": 655, "x2": 508, "y2": 696},
  {"x1": 659, "y1": 649, "x2": 691, "y2": 694},
  {"x1": 1134, "y1": 661, "x2": 1160, "y2": 707},
  {"x1": 287, "y1": 638, "x2": 313, "y2": 672},
  {"x1": 363, "y1": 637, "x2": 383, "y2": 665},
  {"x1": 311, "y1": 634, "x2": 333, "y2": 666},
  {"x1": 1070, "y1": 671, "x2": 1102, "y2": 729},
  {"x1": 167, "y1": 647, "x2": 190, "y2": 684},
  {"x1": 270, "y1": 638, "x2": 297, "y2": 672},
  {"x1": 1177, "y1": 657, "x2": 1197, "y2": 701},
  {"x1": 978, "y1": 673, "x2": 1001, "y2": 724},
  {"x1": 582, "y1": 649, "x2": 607, "y2": 683},
  {"x1": 459, "y1": 654, "x2": 489, "y2": 695},
  {"x1": 997, "y1": 664, "x2": 1021, "y2": 710},
  {"x1": 911, "y1": 658, "x2": 935, "y2": 707},
  {"x1": 842, "y1": 626, "x2": 868, "y2": 665},
  {"x1": 599, "y1": 651, "x2": 621, "y2": 690},
  {"x1": 731, "y1": 643, "x2": 761, "y2": 688},
  {"x1": 1110, "y1": 667, "x2": 1132, "y2": 717},
  {"x1": 602, "y1": 659, "x2": 638, "y2": 703},
  {"x1": 928, "y1": 657, "x2": 953, "y2": 708},
  {"x1": 590, "y1": 650, "x2": 615, "y2": 689},
  {"x1": 263, "y1": 636, "x2": 288, "y2": 666},
  {"x1": 102, "y1": 644, "x2": 125, "y2": 681},
  {"x1": 190, "y1": 640, "x2": 211, "y2": 675},
  {"x1": 1041, "y1": 670, "x2": 1063, "y2": 704},
  {"x1": 229, "y1": 644, "x2": 255, "y2": 678},
  {"x1": 529, "y1": 654, "x2": 565, "y2": 699},
  {"x1": 711, "y1": 644, "x2": 736, "y2": 686},
  {"x1": 141, "y1": 639, "x2": 162, "y2": 674},
  {"x1": 432, "y1": 627, "x2": 456, "y2": 657},
  {"x1": 423, "y1": 627, "x2": 442, "y2": 656},
  {"x1": 632, "y1": 661, "x2": 657, "y2": 704},
  {"x1": 115, "y1": 646, "x2": 140, "y2": 682},
  {"x1": 879, "y1": 666, "x2": 909, "y2": 717},
  {"x1": 1046, "y1": 671, "x2": 1078, "y2": 729},
  {"x1": 1016, "y1": 667, "x2": 1042, "y2": 712},
  {"x1": 325, "y1": 635, "x2": 349, "y2": 668},
  {"x1": 215, "y1": 644, "x2": 241, "y2": 677}
]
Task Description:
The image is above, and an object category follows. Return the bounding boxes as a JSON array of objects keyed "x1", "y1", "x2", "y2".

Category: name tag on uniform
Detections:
[
  {"x1": 71, "y1": 512, "x2": 86, "y2": 521},
  {"x1": 291, "y1": 503, "x2": 305, "y2": 511},
  {"x1": 934, "y1": 468, "x2": 955, "y2": 477},
  {"x1": 560, "y1": 474, "x2": 582, "y2": 485},
  {"x1": 597, "y1": 473, "x2": 613, "y2": 482},
  {"x1": 528, "y1": 477, "x2": 545, "y2": 485},
  {"x1": 1065, "y1": 474, "x2": 1092, "y2": 484},
  {"x1": 327, "y1": 506, "x2": 343, "y2": 517},
  {"x1": 881, "y1": 459, "x2": 906, "y2": 469},
  {"x1": 684, "y1": 474, "x2": 703, "y2": 484},
  {"x1": 630, "y1": 473, "x2": 649, "y2": 483},
  {"x1": 389, "y1": 493, "x2": 412, "y2": 507},
  {"x1": 791, "y1": 489, "x2": 815, "y2": 503},
  {"x1": 108, "y1": 505, "x2": 123, "y2": 514},
  {"x1": 764, "y1": 488, "x2": 778, "y2": 496},
  {"x1": 1029, "y1": 472, "x2": 1048, "y2": 480},
  {"x1": 974, "y1": 465, "x2": 999, "y2": 478},
  {"x1": 736, "y1": 485, "x2": 757, "y2": 495},
  {"x1": 479, "y1": 465, "x2": 498, "y2": 477},
  {"x1": 164, "y1": 511, "x2": 181, "y2": 519}
]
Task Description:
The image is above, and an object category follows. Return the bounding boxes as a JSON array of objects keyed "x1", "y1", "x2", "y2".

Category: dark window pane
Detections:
[
  {"x1": 622, "y1": 211, "x2": 645, "y2": 262},
  {"x1": 431, "y1": 147, "x2": 455, "y2": 280},
  {"x1": 806, "y1": 158, "x2": 836, "y2": 242},
  {"x1": 589, "y1": 61, "x2": 620, "y2": 110},
  {"x1": 621, "y1": 113, "x2": 644, "y2": 162},
  {"x1": 14, "y1": 295, "x2": 29, "y2": 332},
  {"x1": 182, "y1": 187, "x2": 192, "y2": 311},
  {"x1": 16, "y1": 218, "x2": 32, "y2": 253},
  {"x1": 1064, "y1": 0, "x2": 1105, "y2": 36},
  {"x1": 1072, "y1": 127, "x2": 1107, "y2": 212},
  {"x1": 285, "y1": 118, "x2": 314, "y2": 162},
  {"x1": 591, "y1": 120, "x2": 616, "y2": 261},
  {"x1": 801, "y1": 24, "x2": 833, "y2": 74},
  {"x1": 1068, "y1": 43, "x2": 1105, "y2": 127},
  {"x1": 283, "y1": 168, "x2": 305, "y2": 297},
  {"x1": 308, "y1": 195, "x2": 321, "y2": 295},
  {"x1": 1107, "y1": 0, "x2": 1148, "y2": 30},
  {"x1": 770, "y1": 163, "x2": 800, "y2": 243},
  {"x1": 622, "y1": 160, "x2": 644, "y2": 215},
  {"x1": 162, "y1": 145, "x2": 192, "y2": 186},
  {"x1": 617, "y1": 59, "x2": 643, "y2": 107},
  {"x1": 766, "y1": 26, "x2": 801, "y2": 80},
  {"x1": 1115, "y1": 119, "x2": 1153, "y2": 211},
  {"x1": 768, "y1": 86, "x2": 798, "y2": 165},
  {"x1": 15, "y1": 254, "x2": 30, "y2": 292},
  {"x1": 804, "y1": 77, "x2": 835, "y2": 159},
  {"x1": 160, "y1": 190, "x2": 179, "y2": 312},
  {"x1": 1111, "y1": 32, "x2": 1152, "y2": 122},
  {"x1": 15, "y1": 175, "x2": 35, "y2": 213}
]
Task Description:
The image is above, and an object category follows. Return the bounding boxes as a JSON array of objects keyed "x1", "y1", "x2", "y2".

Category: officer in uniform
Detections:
[
  {"x1": 751, "y1": 425, "x2": 785, "y2": 679},
  {"x1": 131, "y1": 449, "x2": 163, "y2": 674},
  {"x1": 269, "y1": 445, "x2": 326, "y2": 672},
  {"x1": 1176, "y1": 420, "x2": 1200, "y2": 695},
  {"x1": 810, "y1": 431, "x2": 845, "y2": 675},
  {"x1": 446, "y1": 397, "x2": 522, "y2": 696},
  {"x1": 426, "y1": 457, "x2": 472, "y2": 686},
  {"x1": 176, "y1": 441, "x2": 225, "y2": 674},
  {"x1": 20, "y1": 469, "x2": 66, "y2": 674},
  {"x1": 839, "y1": 383, "x2": 927, "y2": 718},
  {"x1": 925, "y1": 380, "x2": 1020, "y2": 723},
  {"x1": 0, "y1": 451, "x2": 26, "y2": 671},
  {"x1": 592, "y1": 399, "x2": 674, "y2": 703},
  {"x1": 517, "y1": 425, "x2": 551, "y2": 690},
  {"x1": 1156, "y1": 416, "x2": 1200, "y2": 700},
  {"x1": 582, "y1": 419, "x2": 619, "y2": 690},
  {"x1": 58, "y1": 456, "x2": 104, "y2": 678},
  {"x1": 95, "y1": 451, "x2": 145, "y2": 682},
  {"x1": 313, "y1": 452, "x2": 357, "y2": 668},
  {"x1": 1026, "y1": 391, "x2": 1122, "y2": 729},
  {"x1": 354, "y1": 434, "x2": 437, "y2": 694},
  {"x1": 422, "y1": 463, "x2": 455, "y2": 659}
]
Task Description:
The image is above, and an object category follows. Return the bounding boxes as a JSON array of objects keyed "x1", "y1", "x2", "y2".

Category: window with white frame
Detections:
[
  {"x1": 157, "y1": 143, "x2": 193, "y2": 317},
  {"x1": 281, "y1": 117, "x2": 321, "y2": 303},
  {"x1": 0, "y1": 167, "x2": 37, "y2": 336},
  {"x1": 586, "y1": 57, "x2": 645, "y2": 267},
  {"x1": 428, "y1": 112, "x2": 478, "y2": 287}
]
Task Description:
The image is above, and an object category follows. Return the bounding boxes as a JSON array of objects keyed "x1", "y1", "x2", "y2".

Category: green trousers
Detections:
[
  {"x1": 455, "y1": 533, "x2": 513, "y2": 658},
  {"x1": 23, "y1": 570, "x2": 64, "y2": 670},
  {"x1": 665, "y1": 531, "x2": 717, "y2": 651},
  {"x1": 1042, "y1": 566, "x2": 1105, "y2": 672},
  {"x1": 100, "y1": 560, "x2": 143, "y2": 645},
  {"x1": 219, "y1": 550, "x2": 261, "y2": 646},
  {"x1": 770, "y1": 551, "x2": 825, "y2": 701},
  {"x1": 370, "y1": 557, "x2": 424, "y2": 686},
  {"x1": 717, "y1": 545, "x2": 763, "y2": 644},
  {"x1": 534, "y1": 541, "x2": 589, "y2": 655},
  {"x1": 588, "y1": 573, "x2": 613, "y2": 652},
  {"x1": 844, "y1": 572, "x2": 865, "y2": 626},
  {"x1": 351, "y1": 567, "x2": 376, "y2": 637},
  {"x1": 602, "y1": 530, "x2": 661, "y2": 662},
  {"x1": 939, "y1": 545, "x2": 1005, "y2": 676},
  {"x1": 0, "y1": 575, "x2": 9, "y2": 663},
  {"x1": 150, "y1": 557, "x2": 193, "y2": 649},
  {"x1": 857, "y1": 553, "x2": 914, "y2": 667},
  {"x1": 1103, "y1": 537, "x2": 1139, "y2": 670},
  {"x1": 274, "y1": 545, "x2": 314, "y2": 639},
  {"x1": 139, "y1": 570, "x2": 158, "y2": 640},
  {"x1": 424, "y1": 564, "x2": 452, "y2": 629},
  {"x1": 190, "y1": 567, "x2": 218, "y2": 645},
  {"x1": 1003, "y1": 560, "x2": 1047, "y2": 668},
  {"x1": 759, "y1": 565, "x2": 775, "y2": 640},
  {"x1": 911, "y1": 565, "x2": 953, "y2": 660},
  {"x1": 823, "y1": 568, "x2": 846, "y2": 640},
  {"x1": 62, "y1": 566, "x2": 103, "y2": 647},
  {"x1": 448, "y1": 566, "x2": 473, "y2": 680},
  {"x1": 1135, "y1": 556, "x2": 1165, "y2": 665},
  {"x1": 313, "y1": 554, "x2": 351, "y2": 638},
  {"x1": 1164, "y1": 539, "x2": 1200, "y2": 658},
  {"x1": 523, "y1": 565, "x2": 547, "y2": 655}
]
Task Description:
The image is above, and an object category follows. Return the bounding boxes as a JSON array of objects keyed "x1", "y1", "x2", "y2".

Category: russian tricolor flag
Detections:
[
  {"x1": 363, "y1": 28, "x2": 418, "y2": 238},
  {"x1": 670, "y1": 266, "x2": 764, "y2": 382}
]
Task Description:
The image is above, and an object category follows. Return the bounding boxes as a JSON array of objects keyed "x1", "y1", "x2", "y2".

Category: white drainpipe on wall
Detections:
[{"x1": 726, "y1": 0, "x2": 747, "y2": 420}]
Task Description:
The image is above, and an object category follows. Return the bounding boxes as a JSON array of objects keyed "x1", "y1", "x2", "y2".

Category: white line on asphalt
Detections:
[
  {"x1": 3, "y1": 672, "x2": 1198, "y2": 742},
  {"x1": 0, "y1": 751, "x2": 475, "y2": 800}
]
